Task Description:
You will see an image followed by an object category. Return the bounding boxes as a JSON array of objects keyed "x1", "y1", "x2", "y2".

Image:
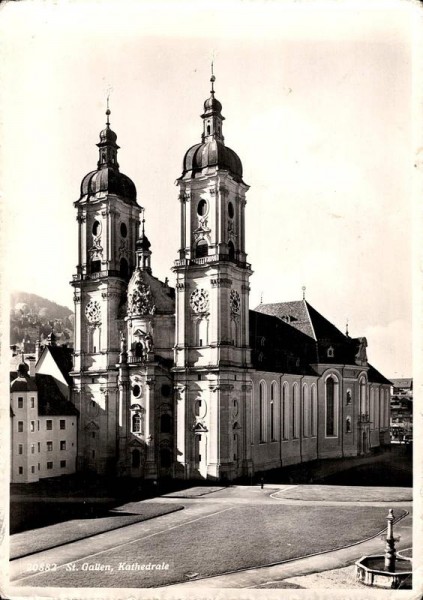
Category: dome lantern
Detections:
[
  {"x1": 79, "y1": 104, "x2": 137, "y2": 203},
  {"x1": 179, "y1": 66, "x2": 244, "y2": 183}
]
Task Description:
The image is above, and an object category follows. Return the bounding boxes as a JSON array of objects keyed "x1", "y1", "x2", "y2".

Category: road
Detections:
[{"x1": 8, "y1": 484, "x2": 412, "y2": 591}]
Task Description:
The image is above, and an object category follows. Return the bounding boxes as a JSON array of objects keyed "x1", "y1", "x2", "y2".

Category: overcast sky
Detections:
[{"x1": 0, "y1": 1, "x2": 416, "y2": 377}]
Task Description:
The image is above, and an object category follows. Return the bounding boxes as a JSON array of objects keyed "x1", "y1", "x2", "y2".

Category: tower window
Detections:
[
  {"x1": 160, "y1": 414, "x2": 172, "y2": 434},
  {"x1": 132, "y1": 384, "x2": 141, "y2": 398},
  {"x1": 132, "y1": 413, "x2": 142, "y2": 433},
  {"x1": 92, "y1": 220, "x2": 101, "y2": 236},
  {"x1": 120, "y1": 222, "x2": 127, "y2": 238},
  {"x1": 197, "y1": 199, "x2": 207, "y2": 216},
  {"x1": 195, "y1": 240, "x2": 208, "y2": 258},
  {"x1": 228, "y1": 241, "x2": 235, "y2": 261},
  {"x1": 207, "y1": 124, "x2": 211, "y2": 135},
  {"x1": 91, "y1": 259, "x2": 101, "y2": 274},
  {"x1": 228, "y1": 202, "x2": 234, "y2": 219},
  {"x1": 119, "y1": 258, "x2": 129, "y2": 279}
]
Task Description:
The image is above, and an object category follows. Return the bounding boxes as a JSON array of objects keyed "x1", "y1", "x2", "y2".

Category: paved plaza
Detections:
[{"x1": 8, "y1": 483, "x2": 412, "y2": 592}]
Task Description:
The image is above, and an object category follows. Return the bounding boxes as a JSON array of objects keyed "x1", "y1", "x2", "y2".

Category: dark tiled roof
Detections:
[
  {"x1": 368, "y1": 365, "x2": 392, "y2": 386},
  {"x1": 10, "y1": 373, "x2": 38, "y2": 392},
  {"x1": 35, "y1": 374, "x2": 79, "y2": 416},
  {"x1": 249, "y1": 310, "x2": 318, "y2": 375},
  {"x1": 254, "y1": 301, "x2": 315, "y2": 338},
  {"x1": 255, "y1": 300, "x2": 364, "y2": 365}
]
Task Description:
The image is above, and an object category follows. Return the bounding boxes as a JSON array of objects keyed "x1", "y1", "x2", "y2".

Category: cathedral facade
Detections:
[{"x1": 70, "y1": 76, "x2": 391, "y2": 481}]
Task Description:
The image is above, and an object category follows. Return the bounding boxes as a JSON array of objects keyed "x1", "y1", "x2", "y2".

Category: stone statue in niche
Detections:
[
  {"x1": 355, "y1": 337, "x2": 368, "y2": 365},
  {"x1": 120, "y1": 331, "x2": 127, "y2": 354},
  {"x1": 133, "y1": 329, "x2": 154, "y2": 361},
  {"x1": 145, "y1": 332, "x2": 153, "y2": 353}
]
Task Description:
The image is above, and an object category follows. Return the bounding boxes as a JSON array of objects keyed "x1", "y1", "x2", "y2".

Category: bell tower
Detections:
[
  {"x1": 173, "y1": 71, "x2": 253, "y2": 481},
  {"x1": 71, "y1": 108, "x2": 142, "y2": 475}
]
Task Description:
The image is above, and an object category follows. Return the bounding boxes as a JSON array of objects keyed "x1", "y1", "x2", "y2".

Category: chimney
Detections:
[{"x1": 27, "y1": 356, "x2": 36, "y2": 377}]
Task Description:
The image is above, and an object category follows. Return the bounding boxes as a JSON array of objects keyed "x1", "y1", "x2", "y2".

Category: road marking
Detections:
[{"x1": 13, "y1": 506, "x2": 236, "y2": 582}]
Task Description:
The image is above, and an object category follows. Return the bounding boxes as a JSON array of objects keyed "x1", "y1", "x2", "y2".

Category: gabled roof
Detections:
[
  {"x1": 35, "y1": 374, "x2": 79, "y2": 416},
  {"x1": 255, "y1": 300, "x2": 347, "y2": 343},
  {"x1": 255, "y1": 300, "x2": 358, "y2": 365},
  {"x1": 39, "y1": 345, "x2": 74, "y2": 385}
]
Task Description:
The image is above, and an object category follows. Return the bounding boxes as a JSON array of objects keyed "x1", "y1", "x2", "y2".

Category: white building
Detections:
[
  {"x1": 70, "y1": 75, "x2": 391, "y2": 481},
  {"x1": 10, "y1": 351, "x2": 78, "y2": 483}
]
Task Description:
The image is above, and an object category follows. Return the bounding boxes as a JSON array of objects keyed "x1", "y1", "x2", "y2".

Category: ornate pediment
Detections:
[
  {"x1": 129, "y1": 438, "x2": 144, "y2": 447},
  {"x1": 85, "y1": 420, "x2": 100, "y2": 431},
  {"x1": 127, "y1": 269, "x2": 156, "y2": 316}
]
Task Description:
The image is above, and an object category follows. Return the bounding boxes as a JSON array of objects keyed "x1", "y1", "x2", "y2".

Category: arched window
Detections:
[
  {"x1": 196, "y1": 317, "x2": 209, "y2": 346},
  {"x1": 270, "y1": 382, "x2": 277, "y2": 441},
  {"x1": 259, "y1": 381, "x2": 266, "y2": 442},
  {"x1": 135, "y1": 342, "x2": 144, "y2": 358},
  {"x1": 293, "y1": 383, "x2": 300, "y2": 438},
  {"x1": 311, "y1": 384, "x2": 317, "y2": 436},
  {"x1": 231, "y1": 318, "x2": 237, "y2": 346},
  {"x1": 91, "y1": 259, "x2": 101, "y2": 274},
  {"x1": 302, "y1": 383, "x2": 309, "y2": 437},
  {"x1": 195, "y1": 240, "x2": 208, "y2": 258},
  {"x1": 375, "y1": 387, "x2": 380, "y2": 429},
  {"x1": 370, "y1": 387, "x2": 375, "y2": 429},
  {"x1": 228, "y1": 241, "x2": 235, "y2": 261},
  {"x1": 282, "y1": 382, "x2": 289, "y2": 439},
  {"x1": 132, "y1": 449, "x2": 140, "y2": 468},
  {"x1": 119, "y1": 257, "x2": 129, "y2": 279},
  {"x1": 88, "y1": 326, "x2": 101, "y2": 353},
  {"x1": 359, "y1": 376, "x2": 367, "y2": 415},
  {"x1": 132, "y1": 413, "x2": 142, "y2": 433},
  {"x1": 160, "y1": 413, "x2": 172, "y2": 434},
  {"x1": 325, "y1": 375, "x2": 339, "y2": 437}
]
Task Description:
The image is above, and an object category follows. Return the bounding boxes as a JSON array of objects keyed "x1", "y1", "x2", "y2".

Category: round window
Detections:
[
  {"x1": 120, "y1": 223, "x2": 127, "y2": 238},
  {"x1": 197, "y1": 199, "x2": 207, "y2": 216},
  {"x1": 132, "y1": 384, "x2": 141, "y2": 398},
  {"x1": 228, "y1": 202, "x2": 234, "y2": 219},
  {"x1": 92, "y1": 220, "x2": 101, "y2": 236}
]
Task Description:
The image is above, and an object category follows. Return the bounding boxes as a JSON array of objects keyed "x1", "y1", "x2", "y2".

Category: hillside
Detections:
[{"x1": 10, "y1": 291, "x2": 74, "y2": 350}]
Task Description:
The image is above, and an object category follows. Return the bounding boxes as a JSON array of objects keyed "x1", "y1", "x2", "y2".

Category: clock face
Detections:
[
  {"x1": 190, "y1": 289, "x2": 209, "y2": 313},
  {"x1": 230, "y1": 289, "x2": 241, "y2": 314},
  {"x1": 85, "y1": 300, "x2": 101, "y2": 324}
]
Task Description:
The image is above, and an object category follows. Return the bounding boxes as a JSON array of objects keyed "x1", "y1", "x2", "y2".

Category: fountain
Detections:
[{"x1": 355, "y1": 509, "x2": 412, "y2": 589}]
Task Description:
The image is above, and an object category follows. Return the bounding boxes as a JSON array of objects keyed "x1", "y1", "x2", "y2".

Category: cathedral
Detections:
[{"x1": 70, "y1": 74, "x2": 391, "y2": 481}]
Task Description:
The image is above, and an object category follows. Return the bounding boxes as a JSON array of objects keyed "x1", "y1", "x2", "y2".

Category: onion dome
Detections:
[
  {"x1": 79, "y1": 108, "x2": 137, "y2": 203},
  {"x1": 180, "y1": 69, "x2": 244, "y2": 183},
  {"x1": 11, "y1": 361, "x2": 38, "y2": 392}
]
